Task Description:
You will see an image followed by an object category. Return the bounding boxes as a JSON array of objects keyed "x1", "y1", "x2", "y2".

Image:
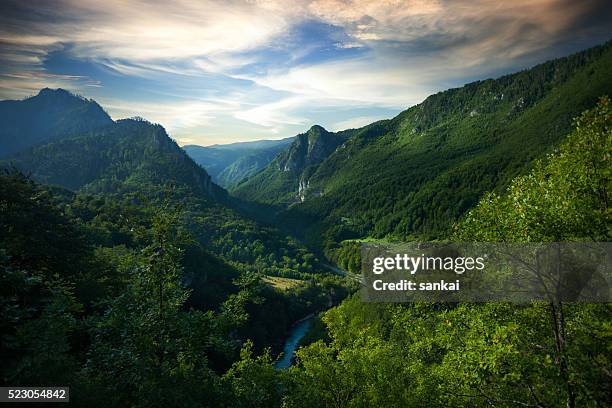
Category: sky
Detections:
[{"x1": 0, "y1": 1, "x2": 611, "y2": 146}]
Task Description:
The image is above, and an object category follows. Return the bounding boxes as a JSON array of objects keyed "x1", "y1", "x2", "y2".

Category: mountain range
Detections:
[
  {"x1": 2, "y1": 35, "x2": 610, "y2": 407},
  {"x1": 0, "y1": 88, "x2": 323, "y2": 303},
  {"x1": 7, "y1": 114, "x2": 224, "y2": 197},
  {"x1": 2, "y1": 41, "x2": 611, "y2": 252},
  {"x1": 233, "y1": 41, "x2": 612, "y2": 246},
  {"x1": 184, "y1": 137, "x2": 294, "y2": 188}
]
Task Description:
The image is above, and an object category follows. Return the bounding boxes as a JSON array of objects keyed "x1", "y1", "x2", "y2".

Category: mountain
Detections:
[
  {"x1": 183, "y1": 136, "x2": 294, "y2": 187},
  {"x1": 0, "y1": 87, "x2": 347, "y2": 365},
  {"x1": 5, "y1": 117, "x2": 224, "y2": 198},
  {"x1": 0, "y1": 89, "x2": 326, "y2": 281},
  {"x1": 0, "y1": 88, "x2": 113, "y2": 157},
  {"x1": 215, "y1": 147, "x2": 284, "y2": 187},
  {"x1": 233, "y1": 41, "x2": 612, "y2": 244},
  {"x1": 234, "y1": 125, "x2": 349, "y2": 203}
]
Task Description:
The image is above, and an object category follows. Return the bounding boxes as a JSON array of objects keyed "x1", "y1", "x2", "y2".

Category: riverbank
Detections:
[{"x1": 274, "y1": 315, "x2": 314, "y2": 369}]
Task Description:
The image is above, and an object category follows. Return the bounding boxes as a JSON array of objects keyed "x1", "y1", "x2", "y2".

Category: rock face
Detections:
[
  {"x1": 231, "y1": 124, "x2": 348, "y2": 204},
  {"x1": 274, "y1": 125, "x2": 345, "y2": 202},
  {"x1": 278, "y1": 125, "x2": 343, "y2": 173},
  {"x1": 298, "y1": 178, "x2": 309, "y2": 202}
]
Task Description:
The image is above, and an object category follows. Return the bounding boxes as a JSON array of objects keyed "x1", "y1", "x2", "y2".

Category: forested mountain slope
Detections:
[
  {"x1": 184, "y1": 136, "x2": 294, "y2": 187},
  {"x1": 234, "y1": 124, "x2": 349, "y2": 203},
  {"x1": 0, "y1": 91, "x2": 328, "y2": 282},
  {"x1": 0, "y1": 88, "x2": 113, "y2": 157},
  {"x1": 0, "y1": 89, "x2": 349, "y2": 365},
  {"x1": 233, "y1": 41, "x2": 612, "y2": 245},
  {"x1": 283, "y1": 97, "x2": 612, "y2": 408},
  {"x1": 7, "y1": 117, "x2": 225, "y2": 197}
]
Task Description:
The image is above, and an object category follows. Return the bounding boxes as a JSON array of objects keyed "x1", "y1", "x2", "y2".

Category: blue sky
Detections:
[{"x1": 0, "y1": 0, "x2": 611, "y2": 145}]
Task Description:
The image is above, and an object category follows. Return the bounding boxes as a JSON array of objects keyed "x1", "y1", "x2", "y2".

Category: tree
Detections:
[
  {"x1": 222, "y1": 340, "x2": 282, "y2": 408},
  {"x1": 83, "y1": 201, "x2": 225, "y2": 407},
  {"x1": 455, "y1": 97, "x2": 612, "y2": 408}
]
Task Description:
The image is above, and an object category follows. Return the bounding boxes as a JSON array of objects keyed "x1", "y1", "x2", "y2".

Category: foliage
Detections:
[
  {"x1": 0, "y1": 169, "x2": 357, "y2": 405},
  {"x1": 235, "y1": 42, "x2": 612, "y2": 247},
  {"x1": 2, "y1": 43, "x2": 611, "y2": 408},
  {"x1": 456, "y1": 96, "x2": 611, "y2": 242},
  {"x1": 283, "y1": 98, "x2": 612, "y2": 407}
]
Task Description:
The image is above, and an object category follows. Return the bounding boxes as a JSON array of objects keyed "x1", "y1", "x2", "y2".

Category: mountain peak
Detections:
[
  {"x1": 307, "y1": 124, "x2": 327, "y2": 135},
  {"x1": 38, "y1": 87, "x2": 67, "y2": 94},
  {"x1": 271, "y1": 124, "x2": 344, "y2": 175},
  {"x1": 0, "y1": 88, "x2": 114, "y2": 157},
  {"x1": 37, "y1": 87, "x2": 75, "y2": 98}
]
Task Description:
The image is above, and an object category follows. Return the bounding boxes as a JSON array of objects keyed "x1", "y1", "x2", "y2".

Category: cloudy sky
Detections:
[{"x1": 0, "y1": 0, "x2": 611, "y2": 145}]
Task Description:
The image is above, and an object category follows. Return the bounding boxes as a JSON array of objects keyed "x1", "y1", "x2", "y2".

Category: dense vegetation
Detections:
[
  {"x1": 2, "y1": 102, "x2": 325, "y2": 279},
  {"x1": 0, "y1": 170, "x2": 354, "y2": 406},
  {"x1": 234, "y1": 42, "x2": 612, "y2": 252},
  {"x1": 1, "y1": 42, "x2": 610, "y2": 407},
  {"x1": 0, "y1": 88, "x2": 356, "y2": 405},
  {"x1": 278, "y1": 97, "x2": 611, "y2": 408},
  {"x1": 234, "y1": 124, "x2": 349, "y2": 204},
  {"x1": 184, "y1": 136, "x2": 294, "y2": 188}
]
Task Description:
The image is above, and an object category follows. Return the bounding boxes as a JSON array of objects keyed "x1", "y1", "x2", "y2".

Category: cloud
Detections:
[
  {"x1": 331, "y1": 115, "x2": 388, "y2": 131},
  {"x1": 0, "y1": 0, "x2": 610, "y2": 143},
  {"x1": 237, "y1": 56, "x2": 449, "y2": 109},
  {"x1": 2, "y1": 1, "x2": 610, "y2": 82},
  {"x1": 233, "y1": 96, "x2": 310, "y2": 128},
  {"x1": 231, "y1": 0, "x2": 612, "y2": 120},
  {"x1": 335, "y1": 42, "x2": 364, "y2": 49},
  {"x1": 1, "y1": 1, "x2": 610, "y2": 78},
  {"x1": 0, "y1": 71, "x2": 101, "y2": 99},
  {"x1": 307, "y1": 0, "x2": 609, "y2": 54},
  {"x1": 99, "y1": 97, "x2": 239, "y2": 130},
  {"x1": 0, "y1": 1, "x2": 295, "y2": 61}
]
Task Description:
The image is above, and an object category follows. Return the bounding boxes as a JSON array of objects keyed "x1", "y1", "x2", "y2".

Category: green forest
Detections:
[
  {"x1": 234, "y1": 42, "x2": 612, "y2": 251},
  {"x1": 1, "y1": 41, "x2": 611, "y2": 407}
]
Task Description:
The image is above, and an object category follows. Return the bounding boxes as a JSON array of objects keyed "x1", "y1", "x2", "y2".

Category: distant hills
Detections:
[
  {"x1": 184, "y1": 136, "x2": 294, "y2": 188},
  {"x1": 0, "y1": 87, "x2": 324, "y2": 304},
  {"x1": 0, "y1": 87, "x2": 295, "y2": 196},
  {"x1": 2, "y1": 41, "x2": 611, "y2": 250},
  {"x1": 233, "y1": 41, "x2": 612, "y2": 244},
  {"x1": 0, "y1": 88, "x2": 225, "y2": 198},
  {"x1": 0, "y1": 88, "x2": 113, "y2": 157},
  {"x1": 232, "y1": 124, "x2": 350, "y2": 203}
]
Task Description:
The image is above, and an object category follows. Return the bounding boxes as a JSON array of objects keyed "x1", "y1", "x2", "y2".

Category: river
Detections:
[
  {"x1": 274, "y1": 263, "x2": 353, "y2": 369},
  {"x1": 274, "y1": 315, "x2": 314, "y2": 369}
]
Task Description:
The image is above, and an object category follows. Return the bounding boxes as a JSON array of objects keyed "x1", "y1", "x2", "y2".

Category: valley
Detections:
[{"x1": 1, "y1": 40, "x2": 610, "y2": 407}]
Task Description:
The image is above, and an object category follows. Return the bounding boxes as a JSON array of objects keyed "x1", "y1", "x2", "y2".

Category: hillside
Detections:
[
  {"x1": 184, "y1": 136, "x2": 294, "y2": 187},
  {"x1": 233, "y1": 41, "x2": 612, "y2": 244},
  {"x1": 0, "y1": 88, "x2": 347, "y2": 360},
  {"x1": 0, "y1": 90, "x2": 328, "y2": 282},
  {"x1": 0, "y1": 88, "x2": 113, "y2": 157},
  {"x1": 7, "y1": 117, "x2": 225, "y2": 197},
  {"x1": 234, "y1": 124, "x2": 349, "y2": 203}
]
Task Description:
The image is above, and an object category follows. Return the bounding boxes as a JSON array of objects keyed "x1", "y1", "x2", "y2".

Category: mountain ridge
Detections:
[
  {"x1": 233, "y1": 40, "x2": 612, "y2": 245},
  {"x1": 0, "y1": 90, "x2": 225, "y2": 199},
  {"x1": 184, "y1": 136, "x2": 295, "y2": 187},
  {"x1": 0, "y1": 88, "x2": 326, "y2": 286},
  {"x1": 0, "y1": 88, "x2": 114, "y2": 157}
]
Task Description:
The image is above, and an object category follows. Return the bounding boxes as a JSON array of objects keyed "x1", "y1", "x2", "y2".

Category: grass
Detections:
[{"x1": 263, "y1": 276, "x2": 304, "y2": 290}]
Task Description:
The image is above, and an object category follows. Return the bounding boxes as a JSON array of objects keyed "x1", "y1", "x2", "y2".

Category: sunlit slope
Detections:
[{"x1": 235, "y1": 41, "x2": 612, "y2": 241}]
